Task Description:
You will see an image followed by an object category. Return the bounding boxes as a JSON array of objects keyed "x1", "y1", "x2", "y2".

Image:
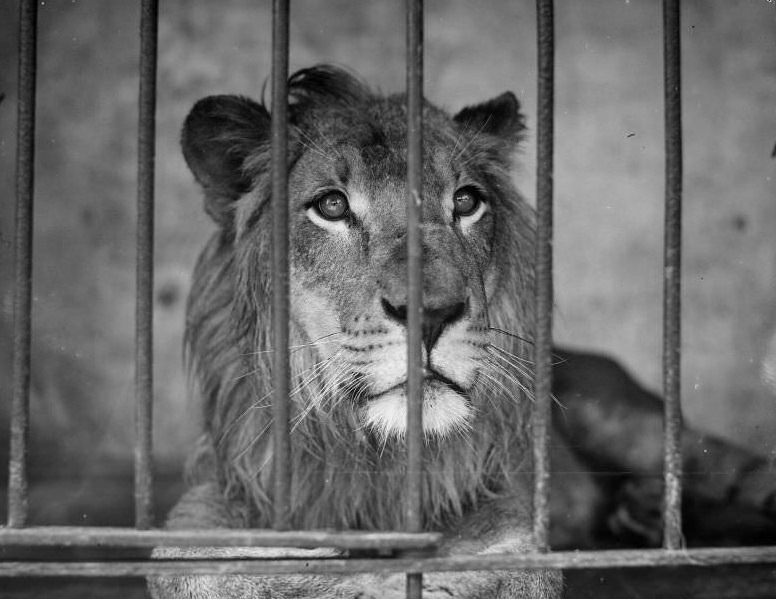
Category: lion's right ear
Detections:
[
  {"x1": 453, "y1": 92, "x2": 525, "y2": 145},
  {"x1": 182, "y1": 95, "x2": 270, "y2": 227}
]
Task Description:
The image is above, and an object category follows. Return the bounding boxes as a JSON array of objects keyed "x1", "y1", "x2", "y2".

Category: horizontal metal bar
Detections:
[
  {"x1": 0, "y1": 527, "x2": 441, "y2": 551},
  {"x1": 3, "y1": 547, "x2": 776, "y2": 577}
]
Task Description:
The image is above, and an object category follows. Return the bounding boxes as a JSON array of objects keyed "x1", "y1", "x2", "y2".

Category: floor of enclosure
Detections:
[{"x1": 2, "y1": 565, "x2": 775, "y2": 599}]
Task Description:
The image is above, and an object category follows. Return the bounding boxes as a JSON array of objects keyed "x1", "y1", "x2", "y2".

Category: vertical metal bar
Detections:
[
  {"x1": 134, "y1": 0, "x2": 158, "y2": 530},
  {"x1": 271, "y1": 0, "x2": 292, "y2": 532},
  {"x1": 405, "y1": 0, "x2": 424, "y2": 597},
  {"x1": 8, "y1": 0, "x2": 38, "y2": 529},
  {"x1": 532, "y1": 0, "x2": 554, "y2": 553},
  {"x1": 662, "y1": 0, "x2": 683, "y2": 551}
]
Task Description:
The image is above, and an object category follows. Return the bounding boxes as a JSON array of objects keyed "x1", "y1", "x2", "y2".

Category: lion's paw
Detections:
[{"x1": 607, "y1": 477, "x2": 663, "y2": 546}]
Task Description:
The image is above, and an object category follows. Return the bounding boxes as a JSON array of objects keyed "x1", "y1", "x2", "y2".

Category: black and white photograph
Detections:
[{"x1": 1, "y1": 1, "x2": 776, "y2": 597}]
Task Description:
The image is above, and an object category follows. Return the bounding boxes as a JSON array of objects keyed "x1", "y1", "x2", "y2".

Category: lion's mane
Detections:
[{"x1": 184, "y1": 66, "x2": 537, "y2": 531}]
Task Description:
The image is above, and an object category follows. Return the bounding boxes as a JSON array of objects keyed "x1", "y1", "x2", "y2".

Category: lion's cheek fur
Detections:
[{"x1": 289, "y1": 279, "x2": 342, "y2": 358}]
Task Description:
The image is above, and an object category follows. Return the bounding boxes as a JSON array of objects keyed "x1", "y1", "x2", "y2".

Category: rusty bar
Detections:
[
  {"x1": 0, "y1": 527, "x2": 442, "y2": 551},
  {"x1": 8, "y1": 0, "x2": 38, "y2": 529},
  {"x1": 405, "y1": 0, "x2": 424, "y2": 596},
  {"x1": 532, "y1": 0, "x2": 555, "y2": 552},
  {"x1": 662, "y1": 0, "x2": 683, "y2": 550},
  {"x1": 271, "y1": 0, "x2": 292, "y2": 531},
  {"x1": 4, "y1": 547, "x2": 776, "y2": 577},
  {"x1": 404, "y1": 0, "x2": 424, "y2": 532},
  {"x1": 134, "y1": 0, "x2": 158, "y2": 530}
]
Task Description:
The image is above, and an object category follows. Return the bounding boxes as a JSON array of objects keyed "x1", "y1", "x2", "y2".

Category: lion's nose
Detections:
[{"x1": 381, "y1": 298, "x2": 467, "y2": 354}]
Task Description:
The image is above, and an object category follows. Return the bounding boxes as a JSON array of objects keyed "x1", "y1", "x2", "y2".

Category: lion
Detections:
[{"x1": 149, "y1": 65, "x2": 776, "y2": 599}]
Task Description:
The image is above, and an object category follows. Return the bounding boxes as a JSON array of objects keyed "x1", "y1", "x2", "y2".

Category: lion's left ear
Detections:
[
  {"x1": 182, "y1": 95, "x2": 271, "y2": 228},
  {"x1": 453, "y1": 92, "x2": 525, "y2": 144}
]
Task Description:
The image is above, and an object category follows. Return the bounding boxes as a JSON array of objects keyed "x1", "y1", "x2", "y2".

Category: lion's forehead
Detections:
[
  {"x1": 303, "y1": 95, "x2": 455, "y2": 138},
  {"x1": 303, "y1": 100, "x2": 458, "y2": 168},
  {"x1": 294, "y1": 120, "x2": 459, "y2": 226}
]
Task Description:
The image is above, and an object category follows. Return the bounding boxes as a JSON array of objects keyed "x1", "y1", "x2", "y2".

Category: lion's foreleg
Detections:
[
  {"x1": 147, "y1": 483, "x2": 347, "y2": 599},
  {"x1": 148, "y1": 484, "x2": 561, "y2": 599}
]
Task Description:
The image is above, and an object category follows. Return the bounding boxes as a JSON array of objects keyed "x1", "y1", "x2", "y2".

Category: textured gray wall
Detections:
[{"x1": 1, "y1": 0, "x2": 775, "y2": 521}]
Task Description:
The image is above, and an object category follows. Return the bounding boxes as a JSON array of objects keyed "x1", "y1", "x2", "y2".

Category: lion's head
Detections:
[{"x1": 183, "y1": 65, "x2": 536, "y2": 530}]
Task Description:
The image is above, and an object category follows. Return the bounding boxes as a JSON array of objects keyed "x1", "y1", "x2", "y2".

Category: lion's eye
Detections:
[
  {"x1": 453, "y1": 187, "x2": 483, "y2": 218},
  {"x1": 315, "y1": 191, "x2": 350, "y2": 221}
]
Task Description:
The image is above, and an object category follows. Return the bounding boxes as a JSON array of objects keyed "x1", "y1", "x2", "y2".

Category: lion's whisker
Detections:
[
  {"x1": 298, "y1": 140, "x2": 329, "y2": 160},
  {"x1": 309, "y1": 120, "x2": 339, "y2": 154},
  {"x1": 239, "y1": 332, "x2": 344, "y2": 357},
  {"x1": 294, "y1": 352, "x2": 341, "y2": 393},
  {"x1": 292, "y1": 376, "x2": 340, "y2": 428},
  {"x1": 310, "y1": 362, "x2": 351, "y2": 403},
  {"x1": 237, "y1": 356, "x2": 348, "y2": 452},
  {"x1": 449, "y1": 128, "x2": 466, "y2": 165},
  {"x1": 486, "y1": 343, "x2": 534, "y2": 366},
  {"x1": 292, "y1": 360, "x2": 353, "y2": 428},
  {"x1": 485, "y1": 352, "x2": 567, "y2": 410},
  {"x1": 487, "y1": 346, "x2": 534, "y2": 380},
  {"x1": 223, "y1": 351, "x2": 342, "y2": 444},
  {"x1": 483, "y1": 355, "x2": 536, "y2": 403},
  {"x1": 377, "y1": 425, "x2": 392, "y2": 458},
  {"x1": 452, "y1": 113, "x2": 492, "y2": 163},
  {"x1": 231, "y1": 418, "x2": 273, "y2": 464},
  {"x1": 478, "y1": 366, "x2": 522, "y2": 403},
  {"x1": 487, "y1": 327, "x2": 535, "y2": 347},
  {"x1": 487, "y1": 330, "x2": 569, "y2": 367},
  {"x1": 296, "y1": 128, "x2": 331, "y2": 159},
  {"x1": 216, "y1": 389, "x2": 274, "y2": 448}
]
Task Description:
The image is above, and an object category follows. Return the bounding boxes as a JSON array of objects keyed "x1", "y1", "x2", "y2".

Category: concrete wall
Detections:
[{"x1": 1, "y1": 0, "x2": 774, "y2": 520}]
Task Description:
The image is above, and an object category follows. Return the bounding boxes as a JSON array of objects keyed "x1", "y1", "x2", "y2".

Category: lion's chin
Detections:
[{"x1": 360, "y1": 382, "x2": 474, "y2": 441}]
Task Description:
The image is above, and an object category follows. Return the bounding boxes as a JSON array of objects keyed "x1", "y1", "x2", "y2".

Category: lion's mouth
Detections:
[
  {"x1": 359, "y1": 369, "x2": 475, "y2": 439},
  {"x1": 367, "y1": 369, "x2": 469, "y2": 403}
]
